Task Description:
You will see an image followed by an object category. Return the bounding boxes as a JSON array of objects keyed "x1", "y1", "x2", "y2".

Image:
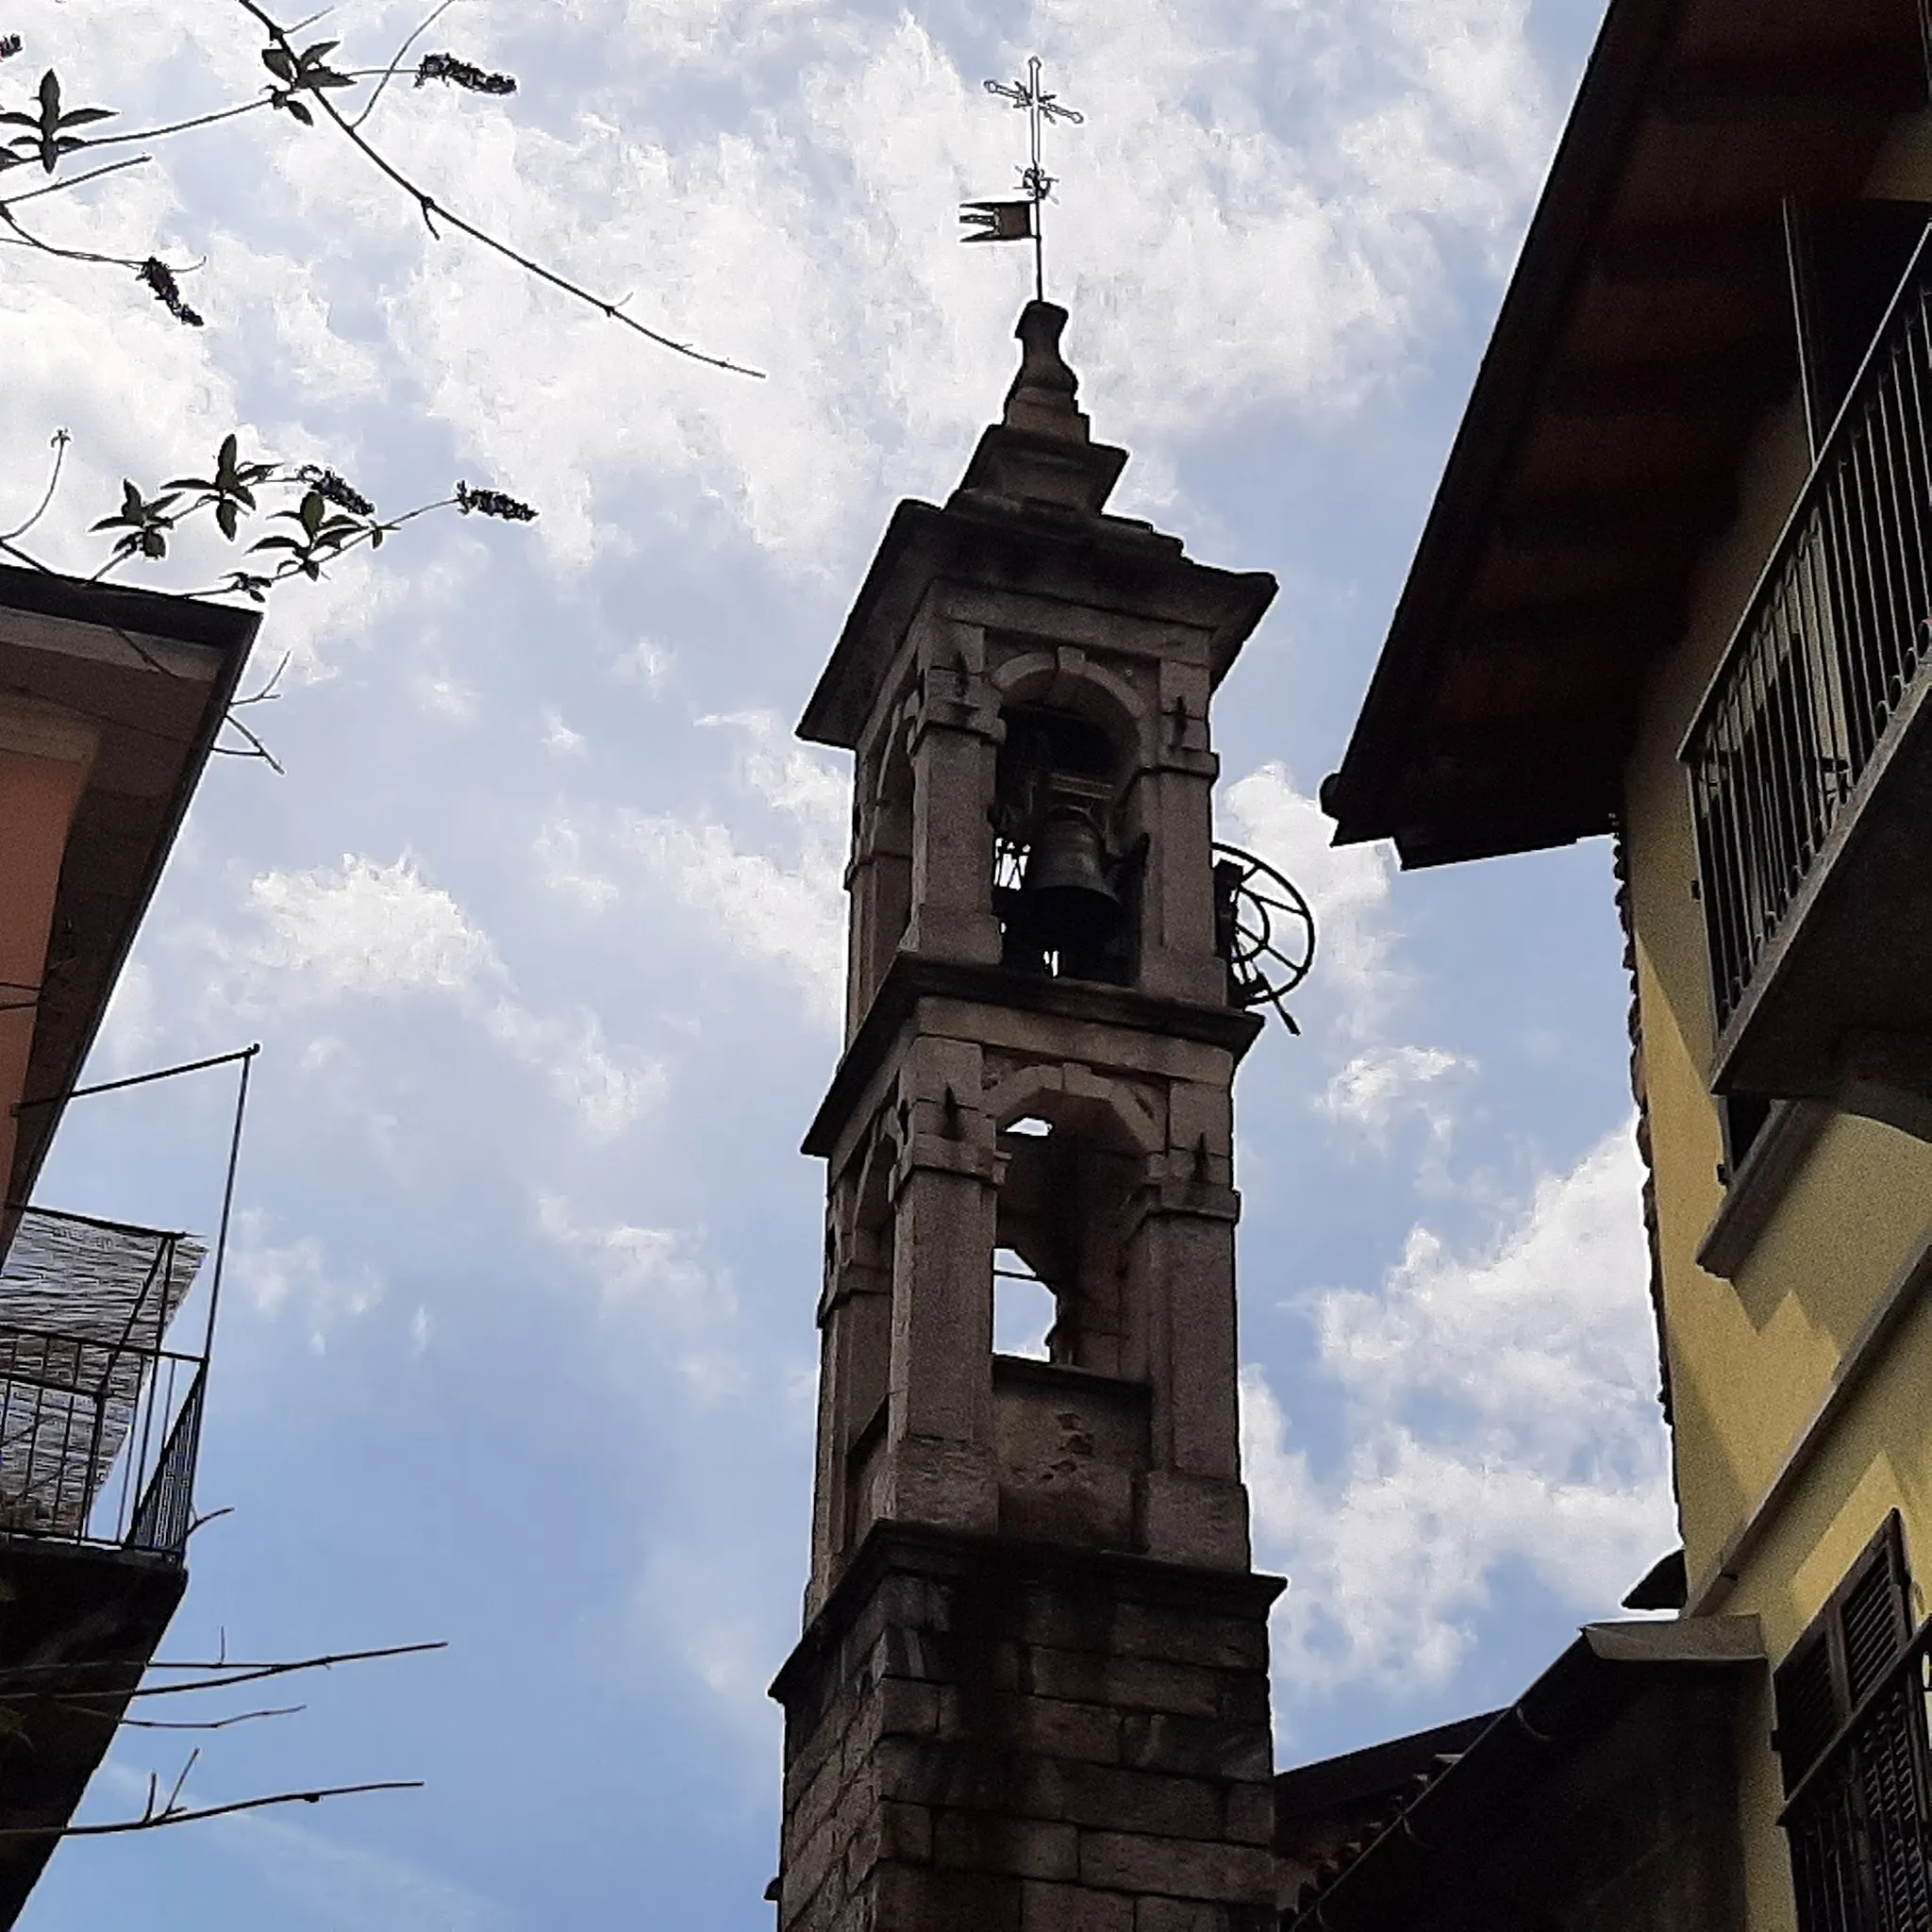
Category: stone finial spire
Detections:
[
  {"x1": 1002, "y1": 301, "x2": 1088, "y2": 441},
  {"x1": 953, "y1": 301, "x2": 1127, "y2": 515}
]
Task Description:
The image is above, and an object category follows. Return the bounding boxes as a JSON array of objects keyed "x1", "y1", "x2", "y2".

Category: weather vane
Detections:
[{"x1": 960, "y1": 57, "x2": 1084, "y2": 303}]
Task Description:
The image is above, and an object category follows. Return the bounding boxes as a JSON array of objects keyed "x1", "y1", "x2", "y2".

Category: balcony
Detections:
[
  {"x1": 1685, "y1": 225, "x2": 1932, "y2": 1134},
  {"x1": 0, "y1": 1207, "x2": 209, "y2": 1923}
]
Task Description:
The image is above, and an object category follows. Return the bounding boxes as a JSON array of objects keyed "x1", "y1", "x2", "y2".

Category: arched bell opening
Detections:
[
  {"x1": 991, "y1": 704, "x2": 1142, "y2": 987},
  {"x1": 856, "y1": 711, "x2": 916, "y2": 1009},
  {"x1": 992, "y1": 1247, "x2": 1055, "y2": 1359},
  {"x1": 991, "y1": 1108, "x2": 1137, "y2": 1378}
]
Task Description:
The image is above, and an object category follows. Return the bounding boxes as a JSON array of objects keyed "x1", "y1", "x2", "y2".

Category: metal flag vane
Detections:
[{"x1": 961, "y1": 56, "x2": 1084, "y2": 303}]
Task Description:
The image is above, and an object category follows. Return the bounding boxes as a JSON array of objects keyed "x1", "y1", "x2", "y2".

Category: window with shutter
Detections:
[{"x1": 1775, "y1": 1514, "x2": 1932, "y2": 1932}]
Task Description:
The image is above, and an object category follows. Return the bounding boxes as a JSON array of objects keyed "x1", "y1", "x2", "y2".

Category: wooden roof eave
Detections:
[
  {"x1": 1323, "y1": 0, "x2": 1926, "y2": 868},
  {"x1": 0, "y1": 567, "x2": 258, "y2": 1209}
]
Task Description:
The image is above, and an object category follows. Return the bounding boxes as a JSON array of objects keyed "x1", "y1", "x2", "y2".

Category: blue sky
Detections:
[{"x1": 7, "y1": 1, "x2": 1674, "y2": 1924}]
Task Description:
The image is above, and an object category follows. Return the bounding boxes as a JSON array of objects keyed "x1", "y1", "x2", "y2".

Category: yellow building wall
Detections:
[{"x1": 1620, "y1": 108, "x2": 1932, "y2": 1932}]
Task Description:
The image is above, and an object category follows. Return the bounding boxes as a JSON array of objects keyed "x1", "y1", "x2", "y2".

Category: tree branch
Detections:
[
  {"x1": 231, "y1": 0, "x2": 765, "y2": 377},
  {"x1": 19, "y1": 1639, "x2": 447, "y2": 1704},
  {"x1": 349, "y1": 0, "x2": 458, "y2": 130},
  {"x1": 0, "y1": 1779, "x2": 423, "y2": 1840},
  {"x1": 2, "y1": 153, "x2": 153, "y2": 206},
  {"x1": 0, "y1": 429, "x2": 68, "y2": 543}
]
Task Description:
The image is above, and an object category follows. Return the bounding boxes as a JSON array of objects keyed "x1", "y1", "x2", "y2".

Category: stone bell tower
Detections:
[{"x1": 771, "y1": 305, "x2": 1282, "y2": 1932}]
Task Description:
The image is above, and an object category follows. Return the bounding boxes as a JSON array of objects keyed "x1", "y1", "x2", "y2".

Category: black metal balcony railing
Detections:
[
  {"x1": 0, "y1": 1208, "x2": 209, "y2": 1560},
  {"x1": 1686, "y1": 224, "x2": 1932, "y2": 1034}
]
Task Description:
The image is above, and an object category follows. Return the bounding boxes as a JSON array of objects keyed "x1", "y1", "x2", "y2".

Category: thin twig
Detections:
[
  {"x1": 0, "y1": 1780, "x2": 422, "y2": 1840},
  {"x1": 233, "y1": 0, "x2": 764, "y2": 377},
  {"x1": 0, "y1": 536, "x2": 55, "y2": 573},
  {"x1": 212, "y1": 707, "x2": 286, "y2": 774},
  {"x1": 112, "y1": 1705, "x2": 305, "y2": 1732},
  {"x1": 350, "y1": 0, "x2": 458, "y2": 130},
  {"x1": 38, "y1": 1640, "x2": 447, "y2": 1705},
  {"x1": 0, "y1": 430, "x2": 69, "y2": 544},
  {"x1": 232, "y1": 652, "x2": 291, "y2": 706},
  {"x1": 1, "y1": 154, "x2": 153, "y2": 207},
  {"x1": 0, "y1": 203, "x2": 145, "y2": 271},
  {"x1": 77, "y1": 98, "x2": 270, "y2": 152}
]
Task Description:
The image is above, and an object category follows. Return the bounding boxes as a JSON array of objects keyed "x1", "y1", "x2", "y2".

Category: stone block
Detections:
[
  {"x1": 873, "y1": 1734, "x2": 1012, "y2": 1811},
  {"x1": 1120, "y1": 1714, "x2": 1271, "y2": 1780},
  {"x1": 872, "y1": 1862, "x2": 1022, "y2": 1932},
  {"x1": 847, "y1": 1800, "x2": 934, "y2": 1881},
  {"x1": 1222, "y1": 1782, "x2": 1274, "y2": 1847},
  {"x1": 1140, "y1": 1474, "x2": 1250, "y2": 1571},
  {"x1": 782, "y1": 1810, "x2": 845, "y2": 1922},
  {"x1": 976, "y1": 1690, "x2": 1122, "y2": 1764},
  {"x1": 935, "y1": 1809, "x2": 1079, "y2": 1881},
  {"x1": 1020, "y1": 1880, "x2": 1136, "y2": 1932},
  {"x1": 1108, "y1": 1605, "x2": 1266, "y2": 1672},
  {"x1": 1134, "y1": 1902, "x2": 1225, "y2": 1932},
  {"x1": 877, "y1": 1679, "x2": 941, "y2": 1739},
  {"x1": 1077, "y1": 1832, "x2": 1276, "y2": 1903},
  {"x1": 1028, "y1": 1649, "x2": 1224, "y2": 1719},
  {"x1": 1052, "y1": 1763, "x2": 1220, "y2": 1840}
]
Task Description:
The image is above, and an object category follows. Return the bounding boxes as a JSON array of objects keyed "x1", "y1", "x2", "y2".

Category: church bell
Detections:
[{"x1": 1013, "y1": 806, "x2": 1124, "y2": 953}]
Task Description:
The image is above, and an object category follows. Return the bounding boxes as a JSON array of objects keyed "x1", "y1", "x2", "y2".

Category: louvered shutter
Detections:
[{"x1": 1776, "y1": 1514, "x2": 1932, "y2": 1932}]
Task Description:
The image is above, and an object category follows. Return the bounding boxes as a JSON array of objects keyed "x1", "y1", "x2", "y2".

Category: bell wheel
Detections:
[{"x1": 1211, "y1": 841, "x2": 1315, "y2": 1027}]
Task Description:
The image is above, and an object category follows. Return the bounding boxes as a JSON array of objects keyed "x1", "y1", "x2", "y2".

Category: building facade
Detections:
[
  {"x1": 0, "y1": 564, "x2": 255, "y2": 1920},
  {"x1": 1311, "y1": 0, "x2": 1932, "y2": 1926}
]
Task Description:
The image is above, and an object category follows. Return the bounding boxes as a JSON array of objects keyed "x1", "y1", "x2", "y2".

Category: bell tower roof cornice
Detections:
[{"x1": 799, "y1": 304, "x2": 1275, "y2": 750}]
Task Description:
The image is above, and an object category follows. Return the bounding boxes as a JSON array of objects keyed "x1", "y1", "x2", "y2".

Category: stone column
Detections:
[
  {"x1": 906, "y1": 661, "x2": 1003, "y2": 966},
  {"x1": 879, "y1": 1039, "x2": 1000, "y2": 1538}
]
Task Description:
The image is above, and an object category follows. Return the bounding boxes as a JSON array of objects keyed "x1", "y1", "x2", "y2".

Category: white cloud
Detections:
[
  {"x1": 419, "y1": 675, "x2": 481, "y2": 722},
  {"x1": 218, "y1": 855, "x2": 662, "y2": 1139},
  {"x1": 541, "y1": 706, "x2": 588, "y2": 756},
  {"x1": 633, "y1": 1542, "x2": 790, "y2": 1735},
  {"x1": 220, "y1": 0, "x2": 1558, "y2": 571},
  {"x1": 230, "y1": 1213, "x2": 383, "y2": 1353},
  {"x1": 241, "y1": 855, "x2": 503, "y2": 997},
  {"x1": 207, "y1": 1801, "x2": 508, "y2": 1932},
  {"x1": 535, "y1": 1192, "x2": 741, "y2": 1396},
  {"x1": 612, "y1": 639, "x2": 675, "y2": 692},
  {"x1": 608, "y1": 709, "x2": 847, "y2": 1025},
  {"x1": 1224, "y1": 761, "x2": 1399, "y2": 1035},
  {"x1": 488, "y1": 1001, "x2": 667, "y2": 1141},
  {"x1": 1244, "y1": 1125, "x2": 1674, "y2": 1699},
  {"x1": 1322, "y1": 1043, "x2": 1474, "y2": 1150},
  {"x1": 534, "y1": 819, "x2": 620, "y2": 911}
]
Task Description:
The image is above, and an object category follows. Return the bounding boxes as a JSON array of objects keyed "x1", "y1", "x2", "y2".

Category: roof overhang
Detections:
[
  {"x1": 1323, "y1": 0, "x2": 1926, "y2": 867},
  {"x1": 0, "y1": 566, "x2": 258, "y2": 1208},
  {"x1": 1284, "y1": 1616, "x2": 1765, "y2": 1931}
]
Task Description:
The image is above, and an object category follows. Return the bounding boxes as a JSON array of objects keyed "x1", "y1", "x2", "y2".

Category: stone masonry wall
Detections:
[{"x1": 774, "y1": 1524, "x2": 1282, "y2": 1932}]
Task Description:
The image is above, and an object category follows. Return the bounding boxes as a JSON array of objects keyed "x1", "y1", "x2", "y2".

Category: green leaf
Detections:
[
  {"x1": 217, "y1": 499, "x2": 238, "y2": 541},
  {"x1": 262, "y1": 45, "x2": 295, "y2": 82},
  {"x1": 299, "y1": 490, "x2": 324, "y2": 536},
  {"x1": 282, "y1": 95, "x2": 312, "y2": 126}
]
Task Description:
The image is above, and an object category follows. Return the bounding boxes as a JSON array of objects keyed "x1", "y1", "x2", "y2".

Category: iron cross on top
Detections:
[{"x1": 961, "y1": 56, "x2": 1084, "y2": 302}]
